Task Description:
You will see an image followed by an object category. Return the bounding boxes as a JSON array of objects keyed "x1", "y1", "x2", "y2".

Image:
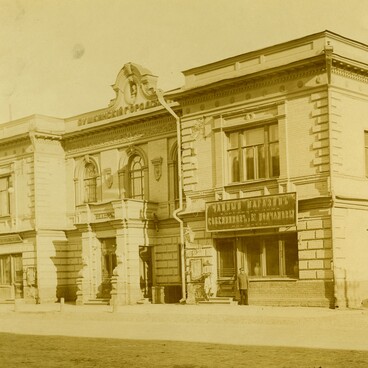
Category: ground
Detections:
[{"x1": 0, "y1": 303, "x2": 367, "y2": 367}]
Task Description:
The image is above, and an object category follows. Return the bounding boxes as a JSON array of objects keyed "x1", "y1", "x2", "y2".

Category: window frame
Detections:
[
  {"x1": 0, "y1": 253, "x2": 22, "y2": 286},
  {"x1": 245, "y1": 234, "x2": 298, "y2": 279},
  {"x1": 216, "y1": 239, "x2": 236, "y2": 279},
  {"x1": 129, "y1": 154, "x2": 146, "y2": 200},
  {"x1": 226, "y1": 123, "x2": 280, "y2": 183},
  {"x1": 83, "y1": 162, "x2": 98, "y2": 203},
  {"x1": 0, "y1": 175, "x2": 11, "y2": 217}
]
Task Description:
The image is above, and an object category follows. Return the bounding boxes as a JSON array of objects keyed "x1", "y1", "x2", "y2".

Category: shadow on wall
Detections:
[
  {"x1": 51, "y1": 240, "x2": 79, "y2": 302},
  {"x1": 334, "y1": 267, "x2": 364, "y2": 309}
]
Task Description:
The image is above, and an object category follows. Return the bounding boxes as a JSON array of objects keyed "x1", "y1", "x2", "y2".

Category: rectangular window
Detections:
[
  {"x1": 227, "y1": 124, "x2": 279, "y2": 183},
  {"x1": 0, "y1": 254, "x2": 22, "y2": 285},
  {"x1": 217, "y1": 239, "x2": 236, "y2": 278},
  {"x1": 246, "y1": 234, "x2": 298, "y2": 278},
  {"x1": 0, "y1": 176, "x2": 10, "y2": 216},
  {"x1": 365, "y1": 131, "x2": 368, "y2": 177}
]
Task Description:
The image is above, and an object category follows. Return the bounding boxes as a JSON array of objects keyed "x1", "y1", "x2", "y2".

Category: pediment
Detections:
[{"x1": 108, "y1": 62, "x2": 159, "y2": 110}]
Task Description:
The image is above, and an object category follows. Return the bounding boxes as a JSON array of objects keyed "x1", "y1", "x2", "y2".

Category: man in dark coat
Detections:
[{"x1": 237, "y1": 267, "x2": 249, "y2": 305}]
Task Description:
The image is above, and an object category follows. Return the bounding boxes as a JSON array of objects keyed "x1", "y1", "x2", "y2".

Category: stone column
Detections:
[
  {"x1": 110, "y1": 227, "x2": 143, "y2": 306},
  {"x1": 110, "y1": 228, "x2": 128, "y2": 306},
  {"x1": 76, "y1": 226, "x2": 97, "y2": 305}
]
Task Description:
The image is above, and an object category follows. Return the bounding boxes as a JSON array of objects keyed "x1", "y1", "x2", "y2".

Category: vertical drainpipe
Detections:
[
  {"x1": 156, "y1": 89, "x2": 186, "y2": 301},
  {"x1": 324, "y1": 41, "x2": 338, "y2": 308}
]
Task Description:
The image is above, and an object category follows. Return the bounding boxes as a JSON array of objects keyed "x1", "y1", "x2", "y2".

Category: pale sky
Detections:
[{"x1": 0, "y1": 0, "x2": 367, "y2": 123}]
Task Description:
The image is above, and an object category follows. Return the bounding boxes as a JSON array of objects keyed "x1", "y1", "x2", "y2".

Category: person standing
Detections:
[{"x1": 237, "y1": 267, "x2": 249, "y2": 305}]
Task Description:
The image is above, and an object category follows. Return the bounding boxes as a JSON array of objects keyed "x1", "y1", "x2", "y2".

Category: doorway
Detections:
[
  {"x1": 139, "y1": 246, "x2": 152, "y2": 299},
  {"x1": 98, "y1": 239, "x2": 117, "y2": 299},
  {"x1": 0, "y1": 253, "x2": 23, "y2": 300},
  {"x1": 216, "y1": 239, "x2": 237, "y2": 297}
]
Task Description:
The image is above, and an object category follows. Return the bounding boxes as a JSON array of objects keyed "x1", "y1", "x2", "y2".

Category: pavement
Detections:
[{"x1": 0, "y1": 301, "x2": 368, "y2": 351}]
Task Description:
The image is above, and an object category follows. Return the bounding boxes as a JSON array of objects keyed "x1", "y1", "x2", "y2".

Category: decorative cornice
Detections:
[
  {"x1": 0, "y1": 133, "x2": 30, "y2": 149},
  {"x1": 179, "y1": 64, "x2": 325, "y2": 106},
  {"x1": 64, "y1": 117, "x2": 176, "y2": 154},
  {"x1": 332, "y1": 65, "x2": 368, "y2": 84}
]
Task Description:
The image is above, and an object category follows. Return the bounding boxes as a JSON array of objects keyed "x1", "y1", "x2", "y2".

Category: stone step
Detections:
[
  {"x1": 198, "y1": 297, "x2": 238, "y2": 305},
  {"x1": 84, "y1": 299, "x2": 110, "y2": 306}
]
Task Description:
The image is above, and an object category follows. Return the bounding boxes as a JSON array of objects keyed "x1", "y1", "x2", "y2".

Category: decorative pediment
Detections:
[
  {"x1": 77, "y1": 63, "x2": 161, "y2": 126},
  {"x1": 109, "y1": 62, "x2": 159, "y2": 110}
]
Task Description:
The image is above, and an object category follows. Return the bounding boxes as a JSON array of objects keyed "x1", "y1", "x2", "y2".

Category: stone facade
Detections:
[{"x1": 0, "y1": 32, "x2": 368, "y2": 308}]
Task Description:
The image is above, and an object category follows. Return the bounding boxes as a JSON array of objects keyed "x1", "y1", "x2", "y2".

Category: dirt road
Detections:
[{"x1": 0, "y1": 303, "x2": 367, "y2": 351}]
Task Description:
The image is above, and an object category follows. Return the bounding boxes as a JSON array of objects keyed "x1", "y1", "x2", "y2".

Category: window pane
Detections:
[
  {"x1": 284, "y1": 235, "x2": 299, "y2": 277},
  {"x1": 269, "y1": 143, "x2": 280, "y2": 177},
  {"x1": 130, "y1": 155, "x2": 145, "y2": 199},
  {"x1": 228, "y1": 150, "x2": 240, "y2": 182},
  {"x1": 257, "y1": 145, "x2": 266, "y2": 178},
  {"x1": 269, "y1": 124, "x2": 279, "y2": 142},
  {"x1": 4, "y1": 256, "x2": 11, "y2": 284},
  {"x1": 13, "y1": 255, "x2": 23, "y2": 284},
  {"x1": 244, "y1": 128, "x2": 264, "y2": 146},
  {"x1": 247, "y1": 239, "x2": 262, "y2": 276},
  {"x1": 217, "y1": 240, "x2": 235, "y2": 278},
  {"x1": 245, "y1": 147, "x2": 255, "y2": 180},
  {"x1": 228, "y1": 132, "x2": 239, "y2": 149},
  {"x1": 84, "y1": 163, "x2": 97, "y2": 203},
  {"x1": 0, "y1": 177, "x2": 10, "y2": 216},
  {"x1": 265, "y1": 239, "x2": 280, "y2": 276}
]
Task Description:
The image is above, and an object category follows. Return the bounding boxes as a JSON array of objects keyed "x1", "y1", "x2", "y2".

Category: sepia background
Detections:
[{"x1": 0, "y1": 0, "x2": 367, "y2": 123}]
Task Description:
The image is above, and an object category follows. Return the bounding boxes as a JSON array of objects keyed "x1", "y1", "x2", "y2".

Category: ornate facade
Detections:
[{"x1": 1, "y1": 31, "x2": 368, "y2": 308}]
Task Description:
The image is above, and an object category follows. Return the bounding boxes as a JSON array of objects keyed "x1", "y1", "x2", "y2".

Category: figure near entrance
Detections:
[{"x1": 237, "y1": 267, "x2": 249, "y2": 305}]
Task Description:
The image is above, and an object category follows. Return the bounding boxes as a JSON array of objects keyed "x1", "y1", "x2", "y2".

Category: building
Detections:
[
  {"x1": 0, "y1": 63, "x2": 183, "y2": 305},
  {"x1": 1, "y1": 31, "x2": 368, "y2": 308}
]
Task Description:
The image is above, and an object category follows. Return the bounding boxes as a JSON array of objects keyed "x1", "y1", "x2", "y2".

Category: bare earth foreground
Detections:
[{"x1": 0, "y1": 303, "x2": 368, "y2": 367}]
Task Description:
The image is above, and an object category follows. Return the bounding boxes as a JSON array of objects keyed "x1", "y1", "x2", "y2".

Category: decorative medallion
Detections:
[
  {"x1": 103, "y1": 168, "x2": 113, "y2": 188},
  {"x1": 151, "y1": 157, "x2": 163, "y2": 181},
  {"x1": 191, "y1": 117, "x2": 206, "y2": 140}
]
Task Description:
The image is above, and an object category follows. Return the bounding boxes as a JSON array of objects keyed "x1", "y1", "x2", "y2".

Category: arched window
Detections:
[
  {"x1": 84, "y1": 162, "x2": 98, "y2": 203},
  {"x1": 129, "y1": 154, "x2": 145, "y2": 199}
]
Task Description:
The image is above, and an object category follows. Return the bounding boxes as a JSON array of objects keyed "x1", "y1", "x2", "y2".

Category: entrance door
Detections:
[
  {"x1": 139, "y1": 246, "x2": 152, "y2": 299},
  {"x1": 216, "y1": 239, "x2": 236, "y2": 297},
  {"x1": 0, "y1": 254, "x2": 23, "y2": 300},
  {"x1": 99, "y1": 239, "x2": 117, "y2": 299}
]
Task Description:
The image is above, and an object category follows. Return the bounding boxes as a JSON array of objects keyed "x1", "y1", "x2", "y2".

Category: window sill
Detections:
[
  {"x1": 250, "y1": 277, "x2": 298, "y2": 282},
  {"x1": 225, "y1": 178, "x2": 279, "y2": 188}
]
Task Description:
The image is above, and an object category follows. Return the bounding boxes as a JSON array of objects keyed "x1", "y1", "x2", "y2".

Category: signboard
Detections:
[
  {"x1": 206, "y1": 193, "x2": 297, "y2": 232},
  {"x1": 0, "y1": 234, "x2": 23, "y2": 245}
]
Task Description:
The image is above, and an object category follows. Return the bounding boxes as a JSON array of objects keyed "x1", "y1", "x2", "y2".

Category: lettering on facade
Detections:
[
  {"x1": 206, "y1": 193, "x2": 297, "y2": 232},
  {"x1": 95, "y1": 212, "x2": 114, "y2": 220},
  {"x1": 77, "y1": 99, "x2": 160, "y2": 126}
]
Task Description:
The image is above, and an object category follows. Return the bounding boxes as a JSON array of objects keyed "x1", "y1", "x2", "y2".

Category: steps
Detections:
[
  {"x1": 84, "y1": 298, "x2": 110, "y2": 306},
  {"x1": 198, "y1": 297, "x2": 238, "y2": 305}
]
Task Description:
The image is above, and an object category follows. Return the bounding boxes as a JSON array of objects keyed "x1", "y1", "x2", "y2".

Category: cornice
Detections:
[
  {"x1": 64, "y1": 116, "x2": 176, "y2": 155},
  {"x1": 0, "y1": 133, "x2": 30, "y2": 149},
  {"x1": 331, "y1": 59, "x2": 368, "y2": 84},
  {"x1": 174, "y1": 58, "x2": 326, "y2": 106}
]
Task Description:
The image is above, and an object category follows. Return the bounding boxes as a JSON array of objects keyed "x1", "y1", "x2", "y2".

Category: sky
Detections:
[{"x1": 0, "y1": 0, "x2": 368, "y2": 123}]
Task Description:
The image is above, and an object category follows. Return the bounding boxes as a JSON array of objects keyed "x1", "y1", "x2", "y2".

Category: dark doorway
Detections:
[
  {"x1": 139, "y1": 246, "x2": 152, "y2": 299},
  {"x1": 98, "y1": 238, "x2": 117, "y2": 299}
]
